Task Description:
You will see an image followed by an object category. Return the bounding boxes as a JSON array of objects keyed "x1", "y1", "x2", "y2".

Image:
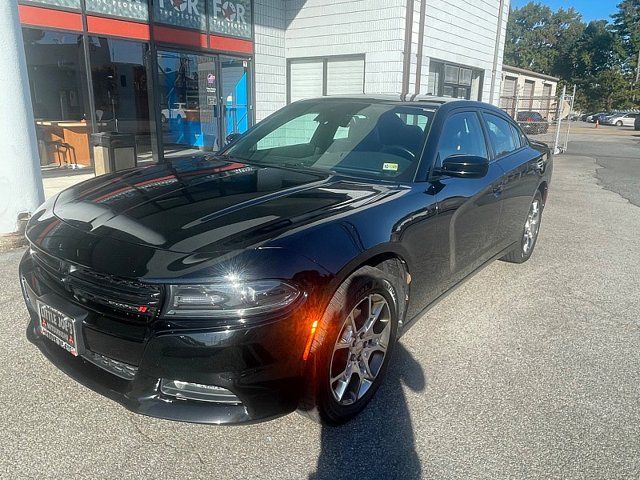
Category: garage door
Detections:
[
  {"x1": 501, "y1": 76, "x2": 517, "y2": 113},
  {"x1": 326, "y1": 57, "x2": 365, "y2": 95},
  {"x1": 289, "y1": 59, "x2": 323, "y2": 102},
  {"x1": 289, "y1": 56, "x2": 365, "y2": 102},
  {"x1": 523, "y1": 80, "x2": 535, "y2": 108},
  {"x1": 542, "y1": 84, "x2": 552, "y2": 116}
]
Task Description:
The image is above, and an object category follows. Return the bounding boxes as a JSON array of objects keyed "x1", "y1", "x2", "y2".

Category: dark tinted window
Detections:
[
  {"x1": 483, "y1": 113, "x2": 517, "y2": 157},
  {"x1": 437, "y1": 112, "x2": 487, "y2": 162}
]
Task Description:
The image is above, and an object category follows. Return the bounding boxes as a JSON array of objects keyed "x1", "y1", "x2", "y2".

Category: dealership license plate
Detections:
[{"x1": 38, "y1": 302, "x2": 78, "y2": 356}]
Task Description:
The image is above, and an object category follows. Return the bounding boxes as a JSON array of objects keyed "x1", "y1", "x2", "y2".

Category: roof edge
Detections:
[{"x1": 502, "y1": 65, "x2": 560, "y2": 82}]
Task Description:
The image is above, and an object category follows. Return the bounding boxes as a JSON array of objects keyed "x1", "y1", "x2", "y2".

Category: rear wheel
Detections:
[
  {"x1": 501, "y1": 190, "x2": 544, "y2": 264},
  {"x1": 299, "y1": 266, "x2": 399, "y2": 425}
]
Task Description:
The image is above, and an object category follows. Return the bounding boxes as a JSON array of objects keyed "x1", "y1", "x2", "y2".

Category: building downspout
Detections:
[
  {"x1": 401, "y1": 0, "x2": 415, "y2": 100},
  {"x1": 489, "y1": 0, "x2": 506, "y2": 104},
  {"x1": 410, "y1": 0, "x2": 427, "y2": 100}
]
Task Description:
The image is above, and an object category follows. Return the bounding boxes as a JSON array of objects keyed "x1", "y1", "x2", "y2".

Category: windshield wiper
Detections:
[{"x1": 280, "y1": 162, "x2": 335, "y2": 175}]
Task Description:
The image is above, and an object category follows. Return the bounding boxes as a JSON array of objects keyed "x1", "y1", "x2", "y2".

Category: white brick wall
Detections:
[
  {"x1": 252, "y1": 0, "x2": 510, "y2": 118},
  {"x1": 254, "y1": 0, "x2": 287, "y2": 120},
  {"x1": 421, "y1": 0, "x2": 510, "y2": 103},
  {"x1": 284, "y1": 0, "x2": 407, "y2": 95}
]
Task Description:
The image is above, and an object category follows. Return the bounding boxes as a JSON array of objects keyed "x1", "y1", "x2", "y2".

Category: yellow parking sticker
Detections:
[{"x1": 383, "y1": 162, "x2": 399, "y2": 172}]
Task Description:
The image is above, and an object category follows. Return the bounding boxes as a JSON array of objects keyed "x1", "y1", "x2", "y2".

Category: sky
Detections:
[{"x1": 510, "y1": 0, "x2": 620, "y2": 23}]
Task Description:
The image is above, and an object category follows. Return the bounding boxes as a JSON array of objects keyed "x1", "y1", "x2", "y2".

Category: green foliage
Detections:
[
  {"x1": 612, "y1": 0, "x2": 640, "y2": 74},
  {"x1": 505, "y1": 1, "x2": 640, "y2": 111}
]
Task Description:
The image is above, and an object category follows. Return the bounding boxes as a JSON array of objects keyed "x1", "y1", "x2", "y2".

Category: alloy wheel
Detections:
[
  {"x1": 329, "y1": 294, "x2": 392, "y2": 406},
  {"x1": 523, "y1": 199, "x2": 541, "y2": 254}
]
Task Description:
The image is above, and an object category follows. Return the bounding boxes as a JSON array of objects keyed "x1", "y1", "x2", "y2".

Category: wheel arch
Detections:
[
  {"x1": 329, "y1": 246, "x2": 412, "y2": 328},
  {"x1": 538, "y1": 180, "x2": 549, "y2": 206}
]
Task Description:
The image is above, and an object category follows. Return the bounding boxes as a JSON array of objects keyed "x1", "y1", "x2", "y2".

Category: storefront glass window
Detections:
[
  {"x1": 85, "y1": 0, "x2": 149, "y2": 21},
  {"x1": 154, "y1": 0, "x2": 207, "y2": 31},
  {"x1": 89, "y1": 37, "x2": 156, "y2": 165},
  {"x1": 157, "y1": 50, "x2": 219, "y2": 157},
  {"x1": 220, "y1": 57, "x2": 250, "y2": 135},
  {"x1": 209, "y1": 0, "x2": 252, "y2": 39},
  {"x1": 22, "y1": 28, "x2": 92, "y2": 169},
  {"x1": 20, "y1": 0, "x2": 81, "y2": 9}
]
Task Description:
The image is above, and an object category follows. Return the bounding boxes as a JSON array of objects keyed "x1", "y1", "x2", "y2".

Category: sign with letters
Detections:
[
  {"x1": 209, "y1": 0, "x2": 252, "y2": 39},
  {"x1": 22, "y1": 0, "x2": 81, "y2": 8},
  {"x1": 155, "y1": 0, "x2": 207, "y2": 31},
  {"x1": 85, "y1": 0, "x2": 149, "y2": 21}
]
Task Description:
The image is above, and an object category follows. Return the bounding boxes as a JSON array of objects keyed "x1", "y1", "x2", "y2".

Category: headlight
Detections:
[{"x1": 162, "y1": 280, "x2": 301, "y2": 319}]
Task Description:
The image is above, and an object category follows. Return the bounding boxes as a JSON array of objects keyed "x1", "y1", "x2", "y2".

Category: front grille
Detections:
[
  {"x1": 82, "y1": 350, "x2": 138, "y2": 380},
  {"x1": 31, "y1": 247, "x2": 163, "y2": 320}
]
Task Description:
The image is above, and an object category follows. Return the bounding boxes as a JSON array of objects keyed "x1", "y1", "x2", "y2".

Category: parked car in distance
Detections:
[
  {"x1": 517, "y1": 111, "x2": 549, "y2": 134},
  {"x1": 160, "y1": 102, "x2": 187, "y2": 123},
  {"x1": 603, "y1": 112, "x2": 640, "y2": 127},
  {"x1": 20, "y1": 96, "x2": 553, "y2": 426},
  {"x1": 594, "y1": 112, "x2": 614, "y2": 124},
  {"x1": 587, "y1": 112, "x2": 607, "y2": 123},
  {"x1": 635, "y1": 115, "x2": 640, "y2": 131},
  {"x1": 581, "y1": 112, "x2": 595, "y2": 122}
]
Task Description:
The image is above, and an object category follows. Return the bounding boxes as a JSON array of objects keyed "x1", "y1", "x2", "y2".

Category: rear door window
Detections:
[
  {"x1": 437, "y1": 112, "x2": 487, "y2": 163},
  {"x1": 483, "y1": 113, "x2": 518, "y2": 158},
  {"x1": 510, "y1": 123, "x2": 527, "y2": 149}
]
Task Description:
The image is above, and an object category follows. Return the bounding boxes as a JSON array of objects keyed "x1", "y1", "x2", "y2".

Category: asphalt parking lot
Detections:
[{"x1": 1, "y1": 132, "x2": 639, "y2": 479}]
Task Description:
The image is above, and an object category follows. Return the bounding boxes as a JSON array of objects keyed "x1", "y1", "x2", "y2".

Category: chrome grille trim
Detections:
[{"x1": 82, "y1": 350, "x2": 138, "y2": 380}]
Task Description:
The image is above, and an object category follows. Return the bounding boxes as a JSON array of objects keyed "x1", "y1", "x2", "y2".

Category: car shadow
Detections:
[{"x1": 309, "y1": 343, "x2": 426, "y2": 480}]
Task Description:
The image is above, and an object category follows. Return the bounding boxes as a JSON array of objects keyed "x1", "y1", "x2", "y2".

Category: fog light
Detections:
[{"x1": 160, "y1": 379, "x2": 241, "y2": 405}]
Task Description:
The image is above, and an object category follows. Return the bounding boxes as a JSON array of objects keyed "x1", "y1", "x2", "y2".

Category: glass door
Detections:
[
  {"x1": 220, "y1": 56, "x2": 251, "y2": 139},
  {"x1": 156, "y1": 49, "x2": 221, "y2": 158}
]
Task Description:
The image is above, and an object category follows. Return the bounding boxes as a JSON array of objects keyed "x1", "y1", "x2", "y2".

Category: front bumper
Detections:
[{"x1": 20, "y1": 253, "x2": 310, "y2": 425}]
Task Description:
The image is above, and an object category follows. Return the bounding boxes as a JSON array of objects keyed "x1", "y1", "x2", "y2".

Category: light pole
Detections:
[{"x1": 0, "y1": 0, "x2": 44, "y2": 240}]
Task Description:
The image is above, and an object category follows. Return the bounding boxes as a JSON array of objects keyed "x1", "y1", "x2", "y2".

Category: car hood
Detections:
[{"x1": 51, "y1": 156, "x2": 397, "y2": 255}]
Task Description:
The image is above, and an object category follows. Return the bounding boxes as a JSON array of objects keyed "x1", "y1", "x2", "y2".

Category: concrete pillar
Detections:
[{"x1": 0, "y1": 0, "x2": 44, "y2": 236}]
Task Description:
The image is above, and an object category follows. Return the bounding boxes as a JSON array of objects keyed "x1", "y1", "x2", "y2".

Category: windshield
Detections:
[{"x1": 223, "y1": 100, "x2": 436, "y2": 181}]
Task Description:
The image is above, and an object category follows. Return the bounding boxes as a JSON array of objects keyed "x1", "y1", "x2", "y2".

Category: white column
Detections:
[{"x1": 0, "y1": 0, "x2": 44, "y2": 235}]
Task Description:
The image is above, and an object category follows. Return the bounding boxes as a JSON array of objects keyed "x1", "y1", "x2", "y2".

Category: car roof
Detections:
[{"x1": 293, "y1": 95, "x2": 506, "y2": 114}]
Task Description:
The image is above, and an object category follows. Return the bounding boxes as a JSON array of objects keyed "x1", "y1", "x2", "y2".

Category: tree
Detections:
[
  {"x1": 505, "y1": 1, "x2": 639, "y2": 110},
  {"x1": 612, "y1": 0, "x2": 640, "y2": 78},
  {"x1": 504, "y1": 3, "x2": 585, "y2": 77}
]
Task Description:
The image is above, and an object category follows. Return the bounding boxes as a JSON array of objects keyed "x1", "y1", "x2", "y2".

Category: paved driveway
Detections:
[{"x1": 1, "y1": 135, "x2": 639, "y2": 479}]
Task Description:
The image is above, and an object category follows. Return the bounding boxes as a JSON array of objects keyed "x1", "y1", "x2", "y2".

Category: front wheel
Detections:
[
  {"x1": 616, "y1": 121, "x2": 624, "y2": 127},
  {"x1": 299, "y1": 266, "x2": 399, "y2": 425},
  {"x1": 501, "y1": 190, "x2": 544, "y2": 264}
]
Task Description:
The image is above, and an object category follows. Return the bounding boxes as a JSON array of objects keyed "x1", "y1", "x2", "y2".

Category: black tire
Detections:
[
  {"x1": 616, "y1": 121, "x2": 623, "y2": 127},
  {"x1": 501, "y1": 190, "x2": 544, "y2": 264},
  {"x1": 298, "y1": 266, "x2": 399, "y2": 425}
]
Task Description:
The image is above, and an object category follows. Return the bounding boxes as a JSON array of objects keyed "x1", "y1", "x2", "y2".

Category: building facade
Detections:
[
  {"x1": 500, "y1": 64, "x2": 559, "y2": 118},
  {"x1": 16, "y1": 0, "x2": 510, "y2": 175}
]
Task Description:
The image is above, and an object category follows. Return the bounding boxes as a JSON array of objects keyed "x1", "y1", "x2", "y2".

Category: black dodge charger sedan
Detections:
[{"x1": 20, "y1": 96, "x2": 552, "y2": 425}]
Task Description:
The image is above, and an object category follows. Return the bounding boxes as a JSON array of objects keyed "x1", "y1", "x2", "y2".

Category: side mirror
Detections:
[
  {"x1": 438, "y1": 155, "x2": 489, "y2": 179},
  {"x1": 225, "y1": 132, "x2": 242, "y2": 144}
]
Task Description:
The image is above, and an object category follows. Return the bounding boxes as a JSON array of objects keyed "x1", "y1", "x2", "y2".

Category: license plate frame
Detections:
[{"x1": 37, "y1": 301, "x2": 79, "y2": 357}]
